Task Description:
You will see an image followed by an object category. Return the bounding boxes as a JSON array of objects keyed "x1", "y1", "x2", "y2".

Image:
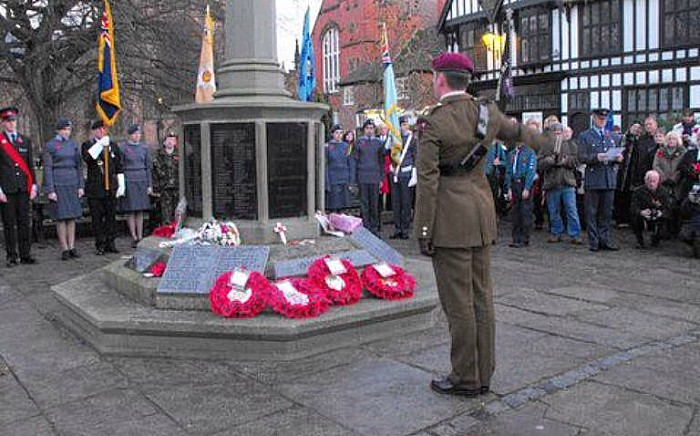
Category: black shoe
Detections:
[
  {"x1": 589, "y1": 246, "x2": 599, "y2": 252},
  {"x1": 61, "y1": 250, "x2": 70, "y2": 261},
  {"x1": 430, "y1": 377, "x2": 480, "y2": 397},
  {"x1": 131, "y1": 239, "x2": 139, "y2": 248},
  {"x1": 69, "y1": 248, "x2": 81, "y2": 258},
  {"x1": 600, "y1": 243, "x2": 620, "y2": 251},
  {"x1": 508, "y1": 242, "x2": 523, "y2": 248},
  {"x1": 19, "y1": 257, "x2": 37, "y2": 264},
  {"x1": 389, "y1": 232, "x2": 402, "y2": 239},
  {"x1": 480, "y1": 386, "x2": 490, "y2": 395},
  {"x1": 6, "y1": 258, "x2": 18, "y2": 268},
  {"x1": 95, "y1": 248, "x2": 105, "y2": 256}
]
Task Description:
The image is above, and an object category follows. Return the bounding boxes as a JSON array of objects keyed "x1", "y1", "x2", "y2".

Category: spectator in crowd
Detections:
[
  {"x1": 43, "y1": 118, "x2": 84, "y2": 260},
  {"x1": 527, "y1": 119, "x2": 546, "y2": 230},
  {"x1": 677, "y1": 141, "x2": 700, "y2": 203},
  {"x1": 679, "y1": 183, "x2": 700, "y2": 257},
  {"x1": 615, "y1": 123, "x2": 643, "y2": 227},
  {"x1": 325, "y1": 124, "x2": 354, "y2": 213},
  {"x1": 673, "y1": 109, "x2": 699, "y2": 150},
  {"x1": 484, "y1": 139, "x2": 509, "y2": 218},
  {"x1": 389, "y1": 116, "x2": 417, "y2": 239},
  {"x1": 630, "y1": 170, "x2": 671, "y2": 249},
  {"x1": 118, "y1": 124, "x2": 152, "y2": 248},
  {"x1": 653, "y1": 131, "x2": 686, "y2": 236},
  {"x1": 538, "y1": 123, "x2": 582, "y2": 244},
  {"x1": 577, "y1": 108, "x2": 624, "y2": 252},
  {"x1": 505, "y1": 122, "x2": 538, "y2": 248},
  {"x1": 355, "y1": 119, "x2": 387, "y2": 237}
]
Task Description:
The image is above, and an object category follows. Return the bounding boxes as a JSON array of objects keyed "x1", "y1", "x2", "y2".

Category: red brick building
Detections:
[{"x1": 311, "y1": 0, "x2": 448, "y2": 131}]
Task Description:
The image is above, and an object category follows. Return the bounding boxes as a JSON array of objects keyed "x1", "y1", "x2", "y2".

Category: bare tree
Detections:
[{"x1": 0, "y1": 0, "x2": 224, "y2": 143}]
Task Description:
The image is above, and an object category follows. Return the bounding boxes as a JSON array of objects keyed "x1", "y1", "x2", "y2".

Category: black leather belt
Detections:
[{"x1": 438, "y1": 164, "x2": 471, "y2": 177}]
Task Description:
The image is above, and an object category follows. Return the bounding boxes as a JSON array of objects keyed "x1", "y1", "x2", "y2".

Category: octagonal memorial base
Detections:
[{"x1": 51, "y1": 257, "x2": 439, "y2": 360}]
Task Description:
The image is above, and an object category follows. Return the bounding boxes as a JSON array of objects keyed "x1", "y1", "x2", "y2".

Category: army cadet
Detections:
[
  {"x1": 389, "y1": 116, "x2": 417, "y2": 239},
  {"x1": 0, "y1": 106, "x2": 38, "y2": 267},
  {"x1": 82, "y1": 119, "x2": 125, "y2": 255},
  {"x1": 354, "y1": 118, "x2": 387, "y2": 237},
  {"x1": 152, "y1": 130, "x2": 180, "y2": 225},
  {"x1": 577, "y1": 108, "x2": 624, "y2": 252},
  {"x1": 414, "y1": 52, "x2": 546, "y2": 397}
]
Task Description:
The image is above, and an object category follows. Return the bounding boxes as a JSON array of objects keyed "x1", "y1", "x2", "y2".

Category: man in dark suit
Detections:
[
  {"x1": 81, "y1": 119, "x2": 125, "y2": 255},
  {"x1": 0, "y1": 106, "x2": 37, "y2": 267},
  {"x1": 414, "y1": 52, "x2": 547, "y2": 397},
  {"x1": 577, "y1": 108, "x2": 624, "y2": 251}
]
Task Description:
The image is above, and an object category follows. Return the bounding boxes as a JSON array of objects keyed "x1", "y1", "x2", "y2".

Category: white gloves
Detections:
[
  {"x1": 408, "y1": 168, "x2": 417, "y2": 187},
  {"x1": 100, "y1": 135, "x2": 110, "y2": 147},
  {"x1": 88, "y1": 136, "x2": 111, "y2": 160},
  {"x1": 116, "y1": 173, "x2": 126, "y2": 197},
  {"x1": 30, "y1": 184, "x2": 38, "y2": 200}
]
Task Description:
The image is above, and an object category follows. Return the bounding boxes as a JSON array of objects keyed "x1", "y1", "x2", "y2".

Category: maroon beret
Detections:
[{"x1": 432, "y1": 52, "x2": 474, "y2": 74}]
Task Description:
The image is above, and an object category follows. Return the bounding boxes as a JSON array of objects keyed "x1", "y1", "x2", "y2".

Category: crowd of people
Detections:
[{"x1": 0, "y1": 107, "x2": 180, "y2": 266}]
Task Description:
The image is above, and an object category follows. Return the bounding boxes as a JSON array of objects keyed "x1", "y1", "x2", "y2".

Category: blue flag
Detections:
[
  {"x1": 380, "y1": 24, "x2": 402, "y2": 161},
  {"x1": 96, "y1": 0, "x2": 121, "y2": 126},
  {"x1": 297, "y1": 7, "x2": 316, "y2": 102},
  {"x1": 605, "y1": 111, "x2": 614, "y2": 132}
]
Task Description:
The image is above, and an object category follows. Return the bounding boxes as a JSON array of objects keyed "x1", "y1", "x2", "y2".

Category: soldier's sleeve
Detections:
[
  {"x1": 524, "y1": 150, "x2": 537, "y2": 190},
  {"x1": 152, "y1": 154, "x2": 162, "y2": 193},
  {"x1": 27, "y1": 137, "x2": 36, "y2": 182},
  {"x1": 493, "y1": 107, "x2": 549, "y2": 152},
  {"x1": 112, "y1": 142, "x2": 124, "y2": 174},
  {"x1": 42, "y1": 143, "x2": 55, "y2": 194},
  {"x1": 413, "y1": 114, "x2": 440, "y2": 241},
  {"x1": 75, "y1": 143, "x2": 85, "y2": 190},
  {"x1": 145, "y1": 148, "x2": 153, "y2": 189},
  {"x1": 577, "y1": 132, "x2": 599, "y2": 165}
]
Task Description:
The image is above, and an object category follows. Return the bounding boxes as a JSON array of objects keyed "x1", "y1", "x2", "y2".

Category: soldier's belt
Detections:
[{"x1": 438, "y1": 164, "x2": 471, "y2": 177}]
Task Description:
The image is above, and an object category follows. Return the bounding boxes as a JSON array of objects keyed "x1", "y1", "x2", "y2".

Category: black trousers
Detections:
[
  {"x1": 359, "y1": 183, "x2": 381, "y2": 237},
  {"x1": 510, "y1": 181, "x2": 533, "y2": 244},
  {"x1": 1, "y1": 192, "x2": 31, "y2": 260},
  {"x1": 88, "y1": 196, "x2": 116, "y2": 250},
  {"x1": 631, "y1": 215, "x2": 666, "y2": 245},
  {"x1": 585, "y1": 189, "x2": 615, "y2": 249},
  {"x1": 391, "y1": 177, "x2": 412, "y2": 236}
]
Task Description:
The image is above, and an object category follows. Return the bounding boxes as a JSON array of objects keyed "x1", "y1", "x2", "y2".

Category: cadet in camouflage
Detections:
[{"x1": 152, "y1": 131, "x2": 179, "y2": 225}]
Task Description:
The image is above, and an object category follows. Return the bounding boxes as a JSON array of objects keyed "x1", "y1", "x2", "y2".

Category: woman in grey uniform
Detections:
[
  {"x1": 43, "y1": 118, "x2": 84, "y2": 260},
  {"x1": 118, "y1": 124, "x2": 152, "y2": 247}
]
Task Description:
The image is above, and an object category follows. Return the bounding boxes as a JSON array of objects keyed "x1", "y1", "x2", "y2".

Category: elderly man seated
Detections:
[{"x1": 630, "y1": 170, "x2": 672, "y2": 249}]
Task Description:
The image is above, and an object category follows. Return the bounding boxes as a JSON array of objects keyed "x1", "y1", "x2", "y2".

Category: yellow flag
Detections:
[{"x1": 195, "y1": 5, "x2": 216, "y2": 103}]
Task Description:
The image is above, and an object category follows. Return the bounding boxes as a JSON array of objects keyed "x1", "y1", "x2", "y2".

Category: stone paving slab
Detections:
[
  {"x1": 541, "y1": 381, "x2": 694, "y2": 436},
  {"x1": 217, "y1": 405, "x2": 358, "y2": 436},
  {"x1": 276, "y1": 357, "x2": 473, "y2": 436},
  {"x1": 496, "y1": 287, "x2": 611, "y2": 317},
  {"x1": 574, "y1": 307, "x2": 698, "y2": 342},
  {"x1": 0, "y1": 415, "x2": 56, "y2": 436},
  {"x1": 0, "y1": 371, "x2": 41, "y2": 427}
]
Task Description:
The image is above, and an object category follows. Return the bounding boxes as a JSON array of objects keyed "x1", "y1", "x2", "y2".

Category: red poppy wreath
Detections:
[
  {"x1": 269, "y1": 278, "x2": 330, "y2": 319},
  {"x1": 361, "y1": 262, "x2": 416, "y2": 301},
  {"x1": 152, "y1": 222, "x2": 177, "y2": 238},
  {"x1": 209, "y1": 269, "x2": 271, "y2": 318},
  {"x1": 149, "y1": 261, "x2": 167, "y2": 277},
  {"x1": 307, "y1": 257, "x2": 362, "y2": 306}
]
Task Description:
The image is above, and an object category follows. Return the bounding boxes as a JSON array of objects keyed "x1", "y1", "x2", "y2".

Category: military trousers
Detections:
[
  {"x1": 585, "y1": 189, "x2": 615, "y2": 249},
  {"x1": 0, "y1": 192, "x2": 32, "y2": 260},
  {"x1": 88, "y1": 196, "x2": 116, "y2": 250},
  {"x1": 359, "y1": 183, "x2": 381, "y2": 237},
  {"x1": 391, "y1": 177, "x2": 412, "y2": 237},
  {"x1": 432, "y1": 245, "x2": 495, "y2": 388}
]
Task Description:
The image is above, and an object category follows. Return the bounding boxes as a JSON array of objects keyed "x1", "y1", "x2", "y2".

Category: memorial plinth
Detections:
[{"x1": 174, "y1": 0, "x2": 328, "y2": 244}]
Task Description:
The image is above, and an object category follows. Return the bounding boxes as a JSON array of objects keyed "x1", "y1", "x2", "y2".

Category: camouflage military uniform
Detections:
[{"x1": 152, "y1": 148, "x2": 179, "y2": 224}]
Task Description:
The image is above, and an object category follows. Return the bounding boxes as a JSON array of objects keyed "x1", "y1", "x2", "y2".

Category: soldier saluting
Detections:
[
  {"x1": 0, "y1": 106, "x2": 38, "y2": 267},
  {"x1": 81, "y1": 119, "x2": 125, "y2": 255},
  {"x1": 414, "y1": 52, "x2": 546, "y2": 397}
]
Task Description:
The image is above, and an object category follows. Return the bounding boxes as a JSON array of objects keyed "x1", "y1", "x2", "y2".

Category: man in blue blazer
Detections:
[{"x1": 577, "y1": 108, "x2": 624, "y2": 251}]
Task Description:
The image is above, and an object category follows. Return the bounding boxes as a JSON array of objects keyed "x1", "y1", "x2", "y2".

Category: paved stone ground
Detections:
[{"x1": 1, "y1": 224, "x2": 699, "y2": 436}]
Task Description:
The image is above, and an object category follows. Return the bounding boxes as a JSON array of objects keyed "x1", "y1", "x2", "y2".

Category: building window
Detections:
[
  {"x1": 343, "y1": 86, "x2": 355, "y2": 106},
  {"x1": 323, "y1": 27, "x2": 340, "y2": 94},
  {"x1": 579, "y1": 0, "x2": 621, "y2": 57},
  {"x1": 625, "y1": 85, "x2": 686, "y2": 127},
  {"x1": 396, "y1": 77, "x2": 409, "y2": 100},
  {"x1": 518, "y1": 8, "x2": 551, "y2": 65},
  {"x1": 662, "y1": 0, "x2": 700, "y2": 47},
  {"x1": 458, "y1": 21, "x2": 488, "y2": 72},
  {"x1": 568, "y1": 91, "x2": 590, "y2": 112}
]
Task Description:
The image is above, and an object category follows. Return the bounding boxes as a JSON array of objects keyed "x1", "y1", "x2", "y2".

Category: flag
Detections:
[
  {"x1": 96, "y1": 0, "x2": 121, "y2": 126},
  {"x1": 297, "y1": 7, "x2": 316, "y2": 102},
  {"x1": 195, "y1": 5, "x2": 216, "y2": 103},
  {"x1": 605, "y1": 111, "x2": 614, "y2": 132},
  {"x1": 380, "y1": 24, "x2": 402, "y2": 164},
  {"x1": 499, "y1": 17, "x2": 514, "y2": 101}
]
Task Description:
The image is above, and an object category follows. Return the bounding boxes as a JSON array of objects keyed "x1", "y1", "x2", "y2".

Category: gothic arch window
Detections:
[{"x1": 323, "y1": 27, "x2": 340, "y2": 94}]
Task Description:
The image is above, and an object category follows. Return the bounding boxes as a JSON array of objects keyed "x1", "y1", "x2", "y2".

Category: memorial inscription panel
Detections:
[
  {"x1": 157, "y1": 245, "x2": 270, "y2": 295},
  {"x1": 272, "y1": 249, "x2": 377, "y2": 279},
  {"x1": 267, "y1": 123, "x2": 307, "y2": 218},
  {"x1": 125, "y1": 248, "x2": 165, "y2": 273},
  {"x1": 184, "y1": 125, "x2": 203, "y2": 217},
  {"x1": 211, "y1": 123, "x2": 257, "y2": 220},
  {"x1": 349, "y1": 227, "x2": 405, "y2": 266}
]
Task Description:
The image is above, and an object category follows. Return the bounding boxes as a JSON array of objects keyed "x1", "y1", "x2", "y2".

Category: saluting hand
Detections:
[{"x1": 418, "y1": 238, "x2": 435, "y2": 257}]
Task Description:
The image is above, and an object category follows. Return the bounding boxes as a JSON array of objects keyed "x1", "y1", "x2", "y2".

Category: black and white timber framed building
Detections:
[{"x1": 438, "y1": 0, "x2": 700, "y2": 135}]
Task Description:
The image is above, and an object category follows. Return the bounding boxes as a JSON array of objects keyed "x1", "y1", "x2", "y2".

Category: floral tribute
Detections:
[
  {"x1": 307, "y1": 257, "x2": 362, "y2": 306},
  {"x1": 152, "y1": 222, "x2": 177, "y2": 238},
  {"x1": 209, "y1": 268, "x2": 271, "y2": 318},
  {"x1": 693, "y1": 162, "x2": 700, "y2": 175},
  {"x1": 150, "y1": 261, "x2": 167, "y2": 277},
  {"x1": 361, "y1": 263, "x2": 415, "y2": 301},
  {"x1": 269, "y1": 278, "x2": 330, "y2": 319},
  {"x1": 197, "y1": 219, "x2": 241, "y2": 246}
]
